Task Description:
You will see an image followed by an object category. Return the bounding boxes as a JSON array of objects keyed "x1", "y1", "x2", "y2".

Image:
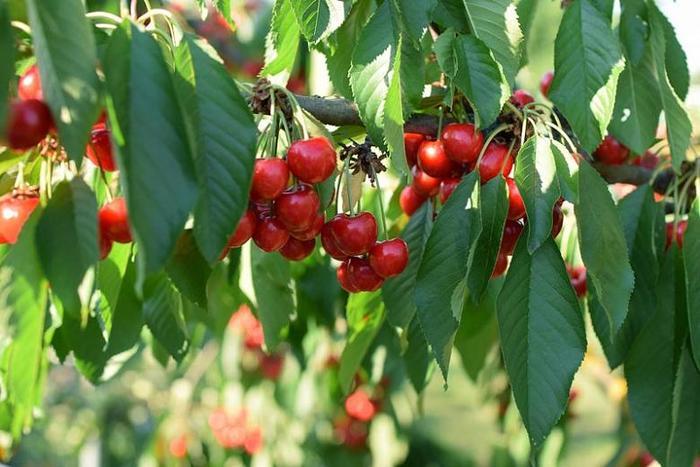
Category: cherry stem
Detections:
[
  {"x1": 436, "y1": 106, "x2": 445, "y2": 137},
  {"x1": 372, "y1": 167, "x2": 389, "y2": 240},
  {"x1": 343, "y1": 155, "x2": 354, "y2": 215},
  {"x1": 475, "y1": 123, "x2": 513, "y2": 168},
  {"x1": 504, "y1": 101, "x2": 524, "y2": 121}
]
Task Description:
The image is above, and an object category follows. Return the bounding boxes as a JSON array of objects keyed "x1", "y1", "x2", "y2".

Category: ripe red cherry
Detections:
[
  {"x1": 290, "y1": 212, "x2": 324, "y2": 241},
  {"x1": 411, "y1": 166, "x2": 441, "y2": 197},
  {"x1": 6, "y1": 99, "x2": 52, "y2": 150},
  {"x1": 491, "y1": 253, "x2": 508, "y2": 278},
  {"x1": 540, "y1": 71, "x2": 554, "y2": 98},
  {"x1": 594, "y1": 135, "x2": 629, "y2": 165},
  {"x1": 345, "y1": 389, "x2": 376, "y2": 422},
  {"x1": 99, "y1": 197, "x2": 132, "y2": 243},
  {"x1": 275, "y1": 184, "x2": 321, "y2": 232},
  {"x1": 665, "y1": 220, "x2": 687, "y2": 249},
  {"x1": 253, "y1": 216, "x2": 289, "y2": 252},
  {"x1": 439, "y1": 178, "x2": 460, "y2": 204},
  {"x1": 228, "y1": 209, "x2": 257, "y2": 248},
  {"x1": 478, "y1": 143, "x2": 513, "y2": 182},
  {"x1": 0, "y1": 195, "x2": 39, "y2": 244},
  {"x1": 551, "y1": 203, "x2": 564, "y2": 238},
  {"x1": 250, "y1": 158, "x2": 289, "y2": 200},
  {"x1": 280, "y1": 237, "x2": 315, "y2": 261},
  {"x1": 321, "y1": 221, "x2": 348, "y2": 260},
  {"x1": 18, "y1": 64, "x2": 43, "y2": 101},
  {"x1": 99, "y1": 227, "x2": 113, "y2": 260},
  {"x1": 85, "y1": 124, "x2": 117, "y2": 172},
  {"x1": 347, "y1": 257, "x2": 384, "y2": 292},
  {"x1": 337, "y1": 260, "x2": 360, "y2": 292},
  {"x1": 399, "y1": 186, "x2": 427, "y2": 216},
  {"x1": 287, "y1": 137, "x2": 336, "y2": 183},
  {"x1": 329, "y1": 212, "x2": 378, "y2": 256},
  {"x1": 510, "y1": 89, "x2": 535, "y2": 108},
  {"x1": 506, "y1": 178, "x2": 526, "y2": 221},
  {"x1": 404, "y1": 133, "x2": 425, "y2": 167},
  {"x1": 440, "y1": 123, "x2": 484, "y2": 163},
  {"x1": 368, "y1": 238, "x2": 409, "y2": 278},
  {"x1": 567, "y1": 265, "x2": 587, "y2": 297},
  {"x1": 418, "y1": 140, "x2": 456, "y2": 178},
  {"x1": 632, "y1": 151, "x2": 659, "y2": 170},
  {"x1": 500, "y1": 220, "x2": 524, "y2": 256}
]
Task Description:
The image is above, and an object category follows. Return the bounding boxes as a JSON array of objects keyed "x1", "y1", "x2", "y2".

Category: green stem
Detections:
[
  {"x1": 437, "y1": 106, "x2": 445, "y2": 137},
  {"x1": 475, "y1": 123, "x2": 513, "y2": 168},
  {"x1": 343, "y1": 156, "x2": 353, "y2": 215},
  {"x1": 372, "y1": 168, "x2": 389, "y2": 240}
]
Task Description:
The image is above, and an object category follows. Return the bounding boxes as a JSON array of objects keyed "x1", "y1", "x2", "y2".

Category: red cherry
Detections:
[
  {"x1": 551, "y1": 204, "x2": 564, "y2": 238},
  {"x1": 440, "y1": 123, "x2": 484, "y2": 164},
  {"x1": 337, "y1": 260, "x2": 360, "y2": 292},
  {"x1": 438, "y1": 178, "x2": 460, "y2": 204},
  {"x1": 275, "y1": 184, "x2": 321, "y2": 232},
  {"x1": 411, "y1": 166, "x2": 441, "y2": 197},
  {"x1": 345, "y1": 389, "x2": 376, "y2": 422},
  {"x1": 540, "y1": 71, "x2": 554, "y2": 98},
  {"x1": 632, "y1": 151, "x2": 660, "y2": 170},
  {"x1": 287, "y1": 137, "x2": 336, "y2": 183},
  {"x1": 510, "y1": 89, "x2": 535, "y2": 108},
  {"x1": 251, "y1": 200, "x2": 273, "y2": 218},
  {"x1": 491, "y1": 253, "x2": 508, "y2": 278},
  {"x1": 329, "y1": 212, "x2": 378, "y2": 256},
  {"x1": 228, "y1": 209, "x2": 257, "y2": 248},
  {"x1": 280, "y1": 237, "x2": 315, "y2": 261},
  {"x1": 321, "y1": 221, "x2": 348, "y2": 260},
  {"x1": 99, "y1": 227, "x2": 113, "y2": 260},
  {"x1": 18, "y1": 64, "x2": 43, "y2": 101},
  {"x1": 290, "y1": 212, "x2": 324, "y2": 241},
  {"x1": 347, "y1": 257, "x2": 384, "y2": 292},
  {"x1": 594, "y1": 135, "x2": 629, "y2": 165},
  {"x1": 253, "y1": 216, "x2": 289, "y2": 252},
  {"x1": 500, "y1": 220, "x2": 524, "y2": 256},
  {"x1": 506, "y1": 178, "x2": 526, "y2": 221},
  {"x1": 250, "y1": 158, "x2": 289, "y2": 201},
  {"x1": 567, "y1": 265, "x2": 587, "y2": 297},
  {"x1": 368, "y1": 238, "x2": 409, "y2": 278},
  {"x1": 417, "y1": 140, "x2": 457, "y2": 178},
  {"x1": 0, "y1": 195, "x2": 39, "y2": 244},
  {"x1": 85, "y1": 124, "x2": 117, "y2": 172},
  {"x1": 99, "y1": 197, "x2": 132, "y2": 243},
  {"x1": 665, "y1": 220, "x2": 688, "y2": 249},
  {"x1": 399, "y1": 186, "x2": 427, "y2": 216},
  {"x1": 6, "y1": 99, "x2": 52, "y2": 150},
  {"x1": 404, "y1": 133, "x2": 425, "y2": 167},
  {"x1": 478, "y1": 143, "x2": 513, "y2": 182},
  {"x1": 287, "y1": 75, "x2": 306, "y2": 94}
]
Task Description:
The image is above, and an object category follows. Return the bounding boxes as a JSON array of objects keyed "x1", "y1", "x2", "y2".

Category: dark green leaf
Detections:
[
  {"x1": 403, "y1": 317, "x2": 435, "y2": 394},
  {"x1": 589, "y1": 0, "x2": 613, "y2": 20},
  {"x1": 143, "y1": 273, "x2": 189, "y2": 362},
  {"x1": 432, "y1": 0, "x2": 468, "y2": 33},
  {"x1": 685, "y1": 198, "x2": 700, "y2": 369},
  {"x1": 618, "y1": 2, "x2": 647, "y2": 66},
  {"x1": 666, "y1": 345, "x2": 700, "y2": 467},
  {"x1": 55, "y1": 311, "x2": 106, "y2": 383},
  {"x1": 516, "y1": 0, "x2": 538, "y2": 68},
  {"x1": 290, "y1": 0, "x2": 349, "y2": 43},
  {"x1": 550, "y1": 140, "x2": 578, "y2": 203},
  {"x1": 103, "y1": 253, "x2": 143, "y2": 357},
  {"x1": 658, "y1": 10, "x2": 689, "y2": 101},
  {"x1": 263, "y1": 0, "x2": 301, "y2": 80},
  {"x1": 251, "y1": 245, "x2": 294, "y2": 350},
  {"x1": 388, "y1": 0, "x2": 435, "y2": 45},
  {"x1": 166, "y1": 230, "x2": 212, "y2": 308},
  {"x1": 0, "y1": 2, "x2": 12, "y2": 132}
]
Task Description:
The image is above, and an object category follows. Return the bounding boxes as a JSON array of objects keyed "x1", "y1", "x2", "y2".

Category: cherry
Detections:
[
  {"x1": 6, "y1": 99, "x2": 52, "y2": 150},
  {"x1": 345, "y1": 389, "x2": 376, "y2": 422},
  {"x1": 506, "y1": 178, "x2": 526, "y2": 220},
  {"x1": 290, "y1": 212, "x2": 324, "y2": 241},
  {"x1": 478, "y1": 143, "x2": 513, "y2": 182},
  {"x1": 411, "y1": 166, "x2": 441, "y2": 197},
  {"x1": 253, "y1": 216, "x2": 289, "y2": 252},
  {"x1": 439, "y1": 178, "x2": 460, "y2": 204},
  {"x1": 551, "y1": 203, "x2": 564, "y2": 238},
  {"x1": 567, "y1": 265, "x2": 587, "y2": 297},
  {"x1": 337, "y1": 260, "x2": 360, "y2": 292},
  {"x1": 85, "y1": 123, "x2": 117, "y2": 172},
  {"x1": 510, "y1": 89, "x2": 534, "y2": 108},
  {"x1": 665, "y1": 220, "x2": 687, "y2": 249},
  {"x1": 251, "y1": 200, "x2": 273, "y2": 218},
  {"x1": 250, "y1": 158, "x2": 289, "y2": 200},
  {"x1": 99, "y1": 227, "x2": 113, "y2": 260},
  {"x1": 440, "y1": 123, "x2": 484, "y2": 163},
  {"x1": 404, "y1": 133, "x2": 425, "y2": 167},
  {"x1": 540, "y1": 71, "x2": 554, "y2": 98},
  {"x1": 280, "y1": 237, "x2": 315, "y2": 261},
  {"x1": 329, "y1": 212, "x2": 378, "y2": 256},
  {"x1": 333, "y1": 415, "x2": 368, "y2": 450},
  {"x1": 99, "y1": 197, "x2": 132, "y2": 243},
  {"x1": 18, "y1": 64, "x2": 43, "y2": 101},
  {"x1": 275, "y1": 184, "x2": 321, "y2": 232},
  {"x1": 417, "y1": 140, "x2": 457, "y2": 178},
  {"x1": 287, "y1": 137, "x2": 336, "y2": 183},
  {"x1": 500, "y1": 220, "x2": 524, "y2": 256},
  {"x1": 399, "y1": 186, "x2": 426, "y2": 216},
  {"x1": 632, "y1": 151, "x2": 659, "y2": 170},
  {"x1": 368, "y1": 238, "x2": 409, "y2": 278},
  {"x1": 228, "y1": 209, "x2": 257, "y2": 248},
  {"x1": 0, "y1": 195, "x2": 39, "y2": 244},
  {"x1": 347, "y1": 257, "x2": 384, "y2": 292},
  {"x1": 594, "y1": 135, "x2": 629, "y2": 165},
  {"x1": 491, "y1": 253, "x2": 508, "y2": 278},
  {"x1": 321, "y1": 221, "x2": 348, "y2": 260}
]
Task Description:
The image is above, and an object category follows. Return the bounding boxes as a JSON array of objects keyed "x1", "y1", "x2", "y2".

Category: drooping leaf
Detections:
[
  {"x1": 657, "y1": 9, "x2": 689, "y2": 101},
  {"x1": 290, "y1": 0, "x2": 349, "y2": 44},
  {"x1": 685, "y1": 198, "x2": 700, "y2": 368},
  {"x1": 54, "y1": 310, "x2": 107, "y2": 383},
  {"x1": 432, "y1": 0, "x2": 468, "y2": 33},
  {"x1": 666, "y1": 345, "x2": 700, "y2": 467},
  {"x1": 143, "y1": 273, "x2": 189, "y2": 362},
  {"x1": 403, "y1": 317, "x2": 435, "y2": 394},
  {"x1": 618, "y1": 1, "x2": 647, "y2": 66},
  {"x1": 389, "y1": 0, "x2": 436, "y2": 45},
  {"x1": 263, "y1": 0, "x2": 301, "y2": 82},
  {"x1": 166, "y1": 230, "x2": 212, "y2": 308},
  {"x1": 497, "y1": 235, "x2": 585, "y2": 447},
  {"x1": 516, "y1": 0, "x2": 538, "y2": 68},
  {"x1": 383, "y1": 35, "x2": 409, "y2": 174},
  {"x1": 102, "y1": 252, "x2": 144, "y2": 357},
  {"x1": 0, "y1": 2, "x2": 12, "y2": 132},
  {"x1": 550, "y1": 140, "x2": 578, "y2": 203},
  {"x1": 251, "y1": 246, "x2": 294, "y2": 350}
]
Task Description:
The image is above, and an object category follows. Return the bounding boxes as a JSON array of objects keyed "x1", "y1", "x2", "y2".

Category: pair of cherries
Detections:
[
  {"x1": 98, "y1": 197, "x2": 132, "y2": 259},
  {"x1": 4, "y1": 64, "x2": 53, "y2": 151}
]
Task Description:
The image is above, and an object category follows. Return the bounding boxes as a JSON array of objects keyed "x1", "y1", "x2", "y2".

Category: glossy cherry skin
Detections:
[
  {"x1": 411, "y1": 166, "x2": 441, "y2": 197},
  {"x1": 399, "y1": 186, "x2": 427, "y2": 216},
  {"x1": 540, "y1": 71, "x2": 554, "y2": 98},
  {"x1": 337, "y1": 260, "x2": 360, "y2": 293},
  {"x1": 506, "y1": 178, "x2": 526, "y2": 221},
  {"x1": 594, "y1": 135, "x2": 629, "y2": 165},
  {"x1": 287, "y1": 137, "x2": 336, "y2": 183},
  {"x1": 404, "y1": 133, "x2": 425, "y2": 167},
  {"x1": 347, "y1": 257, "x2": 384, "y2": 292},
  {"x1": 290, "y1": 212, "x2": 324, "y2": 241},
  {"x1": 369, "y1": 238, "x2": 409, "y2": 278},
  {"x1": 99, "y1": 227, "x2": 113, "y2": 260},
  {"x1": 491, "y1": 253, "x2": 508, "y2": 278},
  {"x1": 320, "y1": 221, "x2": 348, "y2": 260},
  {"x1": 85, "y1": 123, "x2": 117, "y2": 172},
  {"x1": 418, "y1": 140, "x2": 457, "y2": 178},
  {"x1": 551, "y1": 203, "x2": 564, "y2": 238},
  {"x1": 250, "y1": 158, "x2": 289, "y2": 200},
  {"x1": 6, "y1": 99, "x2": 52, "y2": 150},
  {"x1": 0, "y1": 196, "x2": 39, "y2": 244},
  {"x1": 18, "y1": 64, "x2": 43, "y2": 101},
  {"x1": 280, "y1": 237, "x2": 315, "y2": 261},
  {"x1": 478, "y1": 143, "x2": 513, "y2": 182},
  {"x1": 500, "y1": 220, "x2": 524, "y2": 256},
  {"x1": 99, "y1": 197, "x2": 132, "y2": 243},
  {"x1": 510, "y1": 89, "x2": 535, "y2": 108},
  {"x1": 329, "y1": 212, "x2": 378, "y2": 256},
  {"x1": 440, "y1": 123, "x2": 484, "y2": 163},
  {"x1": 253, "y1": 216, "x2": 289, "y2": 252},
  {"x1": 228, "y1": 209, "x2": 257, "y2": 248},
  {"x1": 275, "y1": 184, "x2": 321, "y2": 232},
  {"x1": 665, "y1": 220, "x2": 687, "y2": 249},
  {"x1": 567, "y1": 265, "x2": 587, "y2": 297},
  {"x1": 439, "y1": 178, "x2": 460, "y2": 204}
]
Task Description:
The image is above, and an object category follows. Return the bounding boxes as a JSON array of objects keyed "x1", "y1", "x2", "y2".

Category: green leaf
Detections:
[
  {"x1": 251, "y1": 246, "x2": 294, "y2": 350},
  {"x1": 575, "y1": 160, "x2": 634, "y2": 335},
  {"x1": 657, "y1": 10, "x2": 689, "y2": 101},
  {"x1": 104, "y1": 23, "x2": 198, "y2": 275},
  {"x1": 685, "y1": 198, "x2": 700, "y2": 369},
  {"x1": 166, "y1": 230, "x2": 212, "y2": 308},
  {"x1": 383, "y1": 35, "x2": 408, "y2": 174},
  {"x1": 0, "y1": 2, "x2": 12, "y2": 132},
  {"x1": 143, "y1": 273, "x2": 189, "y2": 362},
  {"x1": 103, "y1": 253, "x2": 143, "y2": 357},
  {"x1": 174, "y1": 37, "x2": 257, "y2": 263},
  {"x1": 497, "y1": 236, "x2": 585, "y2": 447},
  {"x1": 263, "y1": 0, "x2": 301, "y2": 82},
  {"x1": 388, "y1": 0, "x2": 436, "y2": 45},
  {"x1": 339, "y1": 290, "x2": 385, "y2": 393},
  {"x1": 666, "y1": 345, "x2": 700, "y2": 467},
  {"x1": 514, "y1": 136, "x2": 560, "y2": 253},
  {"x1": 25, "y1": 0, "x2": 100, "y2": 162},
  {"x1": 466, "y1": 175, "x2": 508, "y2": 302},
  {"x1": 54, "y1": 311, "x2": 107, "y2": 383},
  {"x1": 415, "y1": 171, "x2": 481, "y2": 381},
  {"x1": 549, "y1": 0, "x2": 625, "y2": 152},
  {"x1": 618, "y1": 2, "x2": 647, "y2": 66},
  {"x1": 383, "y1": 203, "x2": 433, "y2": 330},
  {"x1": 290, "y1": 0, "x2": 349, "y2": 44},
  {"x1": 36, "y1": 179, "x2": 97, "y2": 315},
  {"x1": 550, "y1": 140, "x2": 578, "y2": 203},
  {"x1": 403, "y1": 317, "x2": 435, "y2": 394},
  {"x1": 432, "y1": 0, "x2": 468, "y2": 33}
]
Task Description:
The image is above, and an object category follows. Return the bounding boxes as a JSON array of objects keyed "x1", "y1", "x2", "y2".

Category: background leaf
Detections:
[
  {"x1": 403, "y1": 317, "x2": 435, "y2": 394},
  {"x1": 290, "y1": 0, "x2": 349, "y2": 44},
  {"x1": 263, "y1": 0, "x2": 301, "y2": 82},
  {"x1": 251, "y1": 246, "x2": 294, "y2": 350},
  {"x1": 166, "y1": 231, "x2": 212, "y2": 308},
  {"x1": 102, "y1": 252, "x2": 144, "y2": 357},
  {"x1": 143, "y1": 273, "x2": 189, "y2": 362}
]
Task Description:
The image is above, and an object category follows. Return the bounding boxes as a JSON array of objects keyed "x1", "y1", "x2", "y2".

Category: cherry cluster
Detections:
[
  {"x1": 208, "y1": 407, "x2": 263, "y2": 455},
  {"x1": 333, "y1": 384, "x2": 386, "y2": 450},
  {"x1": 228, "y1": 305, "x2": 285, "y2": 380},
  {"x1": 3, "y1": 65, "x2": 53, "y2": 151}
]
